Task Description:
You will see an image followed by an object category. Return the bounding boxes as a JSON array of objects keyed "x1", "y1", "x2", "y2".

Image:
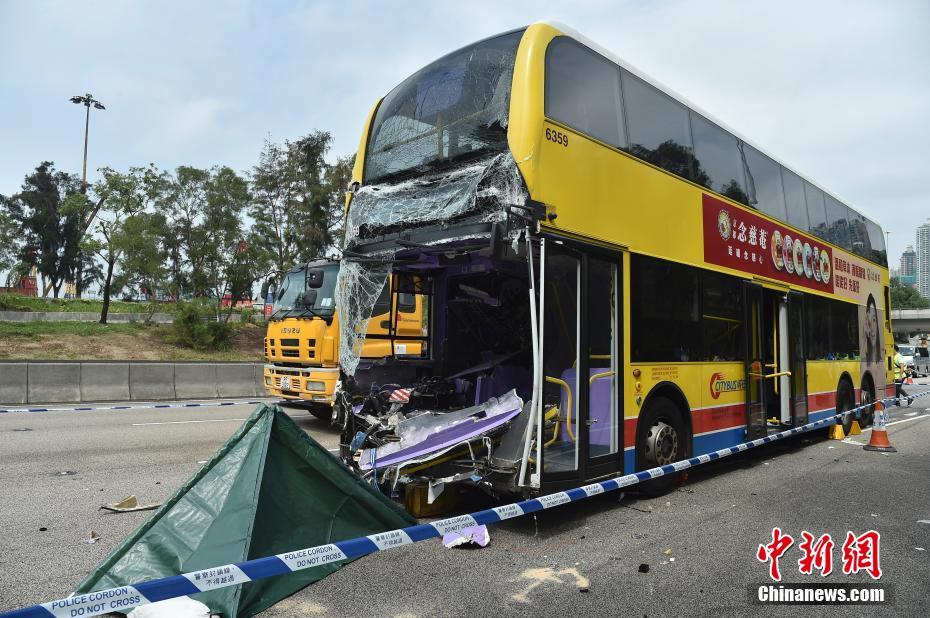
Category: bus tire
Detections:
[
  {"x1": 837, "y1": 380, "x2": 855, "y2": 435},
  {"x1": 859, "y1": 381, "x2": 875, "y2": 428},
  {"x1": 308, "y1": 405, "x2": 332, "y2": 422},
  {"x1": 636, "y1": 396, "x2": 688, "y2": 497}
]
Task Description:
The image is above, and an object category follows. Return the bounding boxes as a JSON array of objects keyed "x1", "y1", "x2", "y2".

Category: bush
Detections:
[
  {"x1": 169, "y1": 301, "x2": 236, "y2": 351},
  {"x1": 240, "y1": 307, "x2": 255, "y2": 324}
]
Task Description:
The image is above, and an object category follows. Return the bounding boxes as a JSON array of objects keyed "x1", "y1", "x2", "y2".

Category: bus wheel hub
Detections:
[{"x1": 646, "y1": 421, "x2": 678, "y2": 466}]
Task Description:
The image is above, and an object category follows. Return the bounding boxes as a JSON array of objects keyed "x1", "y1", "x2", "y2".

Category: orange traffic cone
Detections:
[
  {"x1": 863, "y1": 402, "x2": 896, "y2": 453},
  {"x1": 906, "y1": 375, "x2": 914, "y2": 385}
]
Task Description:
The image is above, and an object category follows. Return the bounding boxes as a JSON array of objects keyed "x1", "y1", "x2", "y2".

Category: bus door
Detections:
[
  {"x1": 787, "y1": 291, "x2": 808, "y2": 425},
  {"x1": 539, "y1": 237, "x2": 622, "y2": 488},
  {"x1": 743, "y1": 281, "x2": 768, "y2": 439}
]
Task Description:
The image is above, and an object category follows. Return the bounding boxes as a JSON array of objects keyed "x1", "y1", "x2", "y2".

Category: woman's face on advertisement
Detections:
[{"x1": 865, "y1": 301, "x2": 878, "y2": 342}]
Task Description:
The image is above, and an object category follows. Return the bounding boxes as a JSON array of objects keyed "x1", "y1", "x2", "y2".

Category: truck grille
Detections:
[
  {"x1": 282, "y1": 350, "x2": 300, "y2": 358},
  {"x1": 280, "y1": 338, "x2": 300, "y2": 346}
]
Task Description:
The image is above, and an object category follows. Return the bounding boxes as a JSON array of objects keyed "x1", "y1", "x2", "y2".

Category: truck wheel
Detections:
[
  {"x1": 636, "y1": 396, "x2": 688, "y2": 497},
  {"x1": 308, "y1": 405, "x2": 332, "y2": 422}
]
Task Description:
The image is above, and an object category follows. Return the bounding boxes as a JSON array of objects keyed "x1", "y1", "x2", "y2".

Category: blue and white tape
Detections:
[
  {"x1": 0, "y1": 399, "x2": 272, "y2": 415},
  {"x1": 2, "y1": 391, "x2": 926, "y2": 618}
]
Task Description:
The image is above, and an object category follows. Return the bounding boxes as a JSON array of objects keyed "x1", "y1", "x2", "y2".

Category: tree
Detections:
[
  {"x1": 201, "y1": 166, "x2": 252, "y2": 303},
  {"x1": 158, "y1": 166, "x2": 208, "y2": 297},
  {"x1": 2, "y1": 162, "x2": 84, "y2": 297},
  {"x1": 890, "y1": 276, "x2": 930, "y2": 310},
  {"x1": 87, "y1": 165, "x2": 164, "y2": 323},
  {"x1": 324, "y1": 154, "x2": 355, "y2": 251},
  {"x1": 118, "y1": 211, "x2": 168, "y2": 307},
  {"x1": 250, "y1": 131, "x2": 341, "y2": 275},
  {"x1": 220, "y1": 233, "x2": 271, "y2": 323},
  {"x1": 0, "y1": 206, "x2": 23, "y2": 277}
]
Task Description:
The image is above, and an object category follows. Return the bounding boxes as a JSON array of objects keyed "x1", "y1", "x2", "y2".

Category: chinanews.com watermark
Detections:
[
  {"x1": 751, "y1": 528, "x2": 889, "y2": 605},
  {"x1": 754, "y1": 584, "x2": 888, "y2": 605}
]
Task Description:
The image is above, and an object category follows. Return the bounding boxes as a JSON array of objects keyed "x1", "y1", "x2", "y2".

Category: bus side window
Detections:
[
  {"x1": 545, "y1": 37, "x2": 625, "y2": 148},
  {"x1": 883, "y1": 285, "x2": 891, "y2": 330}
]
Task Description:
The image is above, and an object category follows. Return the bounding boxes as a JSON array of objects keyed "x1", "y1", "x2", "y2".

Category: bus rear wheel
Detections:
[
  {"x1": 859, "y1": 386, "x2": 875, "y2": 428},
  {"x1": 636, "y1": 397, "x2": 688, "y2": 497},
  {"x1": 838, "y1": 381, "x2": 855, "y2": 435}
]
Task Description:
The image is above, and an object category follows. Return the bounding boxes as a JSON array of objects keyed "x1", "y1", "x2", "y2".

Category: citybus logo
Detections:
[{"x1": 710, "y1": 372, "x2": 745, "y2": 399}]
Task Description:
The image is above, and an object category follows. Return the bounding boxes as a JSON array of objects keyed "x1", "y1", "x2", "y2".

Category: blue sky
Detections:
[{"x1": 1, "y1": 0, "x2": 928, "y2": 264}]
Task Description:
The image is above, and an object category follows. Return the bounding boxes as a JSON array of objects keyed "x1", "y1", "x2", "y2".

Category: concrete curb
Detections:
[
  {"x1": 0, "y1": 311, "x2": 173, "y2": 323},
  {"x1": 0, "y1": 361, "x2": 264, "y2": 405}
]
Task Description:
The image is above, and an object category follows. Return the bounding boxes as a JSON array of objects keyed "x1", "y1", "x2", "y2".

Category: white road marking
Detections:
[
  {"x1": 885, "y1": 414, "x2": 930, "y2": 427},
  {"x1": 132, "y1": 418, "x2": 247, "y2": 426},
  {"x1": 835, "y1": 413, "x2": 930, "y2": 446}
]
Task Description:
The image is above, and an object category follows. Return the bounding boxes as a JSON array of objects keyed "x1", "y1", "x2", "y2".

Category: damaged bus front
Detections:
[{"x1": 334, "y1": 29, "x2": 549, "y2": 501}]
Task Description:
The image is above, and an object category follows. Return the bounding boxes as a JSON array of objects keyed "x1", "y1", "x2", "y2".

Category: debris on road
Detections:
[
  {"x1": 100, "y1": 495, "x2": 161, "y2": 513},
  {"x1": 638, "y1": 563, "x2": 650, "y2": 573},
  {"x1": 443, "y1": 524, "x2": 490, "y2": 548},
  {"x1": 82, "y1": 530, "x2": 100, "y2": 544}
]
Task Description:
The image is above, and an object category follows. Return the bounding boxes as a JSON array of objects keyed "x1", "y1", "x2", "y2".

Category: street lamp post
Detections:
[
  {"x1": 69, "y1": 93, "x2": 105, "y2": 299},
  {"x1": 69, "y1": 93, "x2": 105, "y2": 192}
]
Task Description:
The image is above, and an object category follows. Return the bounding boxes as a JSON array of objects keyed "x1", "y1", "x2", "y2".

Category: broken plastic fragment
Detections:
[
  {"x1": 100, "y1": 495, "x2": 161, "y2": 513},
  {"x1": 358, "y1": 390, "x2": 523, "y2": 470},
  {"x1": 82, "y1": 530, "x2": 100, "y2": 544},
  {"x1": 443, "y1": 524, "x2": 490, "y2": 548}
]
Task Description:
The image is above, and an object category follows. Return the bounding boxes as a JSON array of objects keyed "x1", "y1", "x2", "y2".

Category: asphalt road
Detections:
[{"x1": 1, "y1": 390, "x2": 928, "y2": 617}]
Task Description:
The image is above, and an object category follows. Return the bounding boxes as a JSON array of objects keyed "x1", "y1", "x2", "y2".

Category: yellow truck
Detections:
[{"x1": 263, "y1": 259, "x2": 425, "y2": 419}]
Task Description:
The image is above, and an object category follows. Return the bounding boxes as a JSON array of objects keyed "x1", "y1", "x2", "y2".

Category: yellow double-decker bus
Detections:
[{"x1": 335, "y1": 22, "x2": 891, "y2": 499}]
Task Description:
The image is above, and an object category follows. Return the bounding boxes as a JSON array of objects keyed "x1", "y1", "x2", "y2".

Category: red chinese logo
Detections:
[
  {"x1": 841, "y1": 530, "x2": 882, "y2": 579},
  {"x1": 757, "y1": 527, "x2": 794, "y2": 581},
  {"x1": 758, "y1": 529, "x2": 881, "y2": 581},
  {"x1": 798, "y1": 531, "x2": 835, "y2": 576}
]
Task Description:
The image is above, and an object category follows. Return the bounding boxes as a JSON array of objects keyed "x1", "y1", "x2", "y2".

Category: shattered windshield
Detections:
[
  {"x1": 272, "y1": 263, "x2": 339, "y2": 318},
  {"x1": 364, "y1": 29, "x2": 525, "y2": 184}
]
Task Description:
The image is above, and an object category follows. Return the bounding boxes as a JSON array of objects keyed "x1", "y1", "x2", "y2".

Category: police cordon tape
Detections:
[
  {"x1": 3, "y1": 390, "x2": 928, "y2": 618},
  {"x1": 0, "y1": 399, "x2": 273, "y2": 415}
]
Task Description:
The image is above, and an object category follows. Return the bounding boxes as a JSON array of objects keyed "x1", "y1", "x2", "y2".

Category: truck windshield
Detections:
[
  {"x1": 272, "y1": 263, "x2": 339, "y2": 318},
  {"x1": 364, "y1": 29, "x2": 524, "y2": 184}
]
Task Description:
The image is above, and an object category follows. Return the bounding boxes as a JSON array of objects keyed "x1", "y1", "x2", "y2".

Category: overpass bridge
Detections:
[{"x1": 891, "y1": 309, "x2": 930, "y2": 335}]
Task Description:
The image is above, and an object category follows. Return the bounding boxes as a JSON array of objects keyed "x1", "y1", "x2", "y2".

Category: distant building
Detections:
[
  {"x1": 0, "y1": 267, "x2": 38, "y2": 297},
  {"x1": 901, "y1": 245, "x2": 917, "y2": 277},
  {"x1": 918, "y1": 222, "x2": 930, "y2": 299}
]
